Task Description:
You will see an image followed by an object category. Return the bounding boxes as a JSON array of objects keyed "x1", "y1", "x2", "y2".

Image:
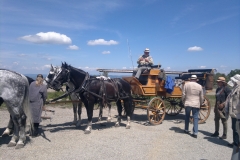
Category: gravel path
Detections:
[{"x1": 0, "y1": 105, "x2": 233, "y2": 160}]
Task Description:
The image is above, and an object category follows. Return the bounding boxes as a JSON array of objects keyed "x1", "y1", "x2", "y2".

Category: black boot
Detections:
[
  {"x1": 32, "y1": 123, "x2": 39, "y2": 137},
  {"x1": 211, "y1": 131, "x2": 219, "y2": 137}
]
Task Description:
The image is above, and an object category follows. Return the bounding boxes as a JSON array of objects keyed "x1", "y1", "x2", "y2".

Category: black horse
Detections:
[{"x1": 50, "y1": 62, "x2": 134, "y2": 134}]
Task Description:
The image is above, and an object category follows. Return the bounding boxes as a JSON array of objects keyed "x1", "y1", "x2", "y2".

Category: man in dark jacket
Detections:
[{"x1": 211, "y1": 77, "x2": 231, "y2": 139}]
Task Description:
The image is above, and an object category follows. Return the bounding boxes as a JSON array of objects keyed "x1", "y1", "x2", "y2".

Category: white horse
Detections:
[{"x1": 0, "y1": 69, "x2": 33, "y2": 149}]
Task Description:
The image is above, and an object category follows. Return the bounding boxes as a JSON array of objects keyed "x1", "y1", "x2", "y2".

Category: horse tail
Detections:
[{"x1": 22, "y1": 75, "x2": 34, "y2": 132}]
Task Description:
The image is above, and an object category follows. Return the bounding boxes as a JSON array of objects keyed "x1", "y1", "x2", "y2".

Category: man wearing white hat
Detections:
[
  {"x1": 134, "y1": 48, "x2": 154, "y2": 79},
  {"x1": 225, "y1": 74, "x2": 240, "y2": 160},
  {"x1": 182, "y1": 75, "x2": 204, "y2": 138}
]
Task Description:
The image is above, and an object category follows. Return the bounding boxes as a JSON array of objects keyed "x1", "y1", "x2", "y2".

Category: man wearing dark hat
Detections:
[
  {"x1": 211, "y1": 77, "x2": 231, "y2": 139},
  {"x1": 134, "y1": 48, "x2": 154, "y2": 79},
  {"x1": 29, "y1": 74, "x2": 47, "y2": 137},
  {"x1": 182, "y1": 75, "x2": 204, "y2": 138}
]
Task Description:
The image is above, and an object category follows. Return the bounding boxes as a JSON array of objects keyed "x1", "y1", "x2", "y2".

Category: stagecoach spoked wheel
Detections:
[
  {"x1": 164, "y1": 97, "x2": 183, "y2": 116},
  {"x1": 190, "y1": 96, "x2": 211, "y2": 124},
  {"x1": 147, "y1": 97, "x2": 166, "y2": 125}
]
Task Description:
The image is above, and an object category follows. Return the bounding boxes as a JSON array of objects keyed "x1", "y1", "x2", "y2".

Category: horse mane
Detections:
[{"x1": 62, "y1": 62, "x2": 87, "y2": 75}]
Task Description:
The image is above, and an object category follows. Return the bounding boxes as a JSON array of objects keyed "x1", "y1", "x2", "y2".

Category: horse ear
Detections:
[{"x1": 51, "y1": 64, "x2": 54, "y2": 70}]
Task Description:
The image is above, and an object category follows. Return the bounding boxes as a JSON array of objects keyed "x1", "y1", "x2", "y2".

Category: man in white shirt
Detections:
[{"x1": 182, "y1": 75, "x2": 204, "y2": 138}]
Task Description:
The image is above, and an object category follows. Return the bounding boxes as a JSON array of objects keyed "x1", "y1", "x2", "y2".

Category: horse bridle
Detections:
[{"x1": 47, "y1": 67, "x2": 89, "y2": 103}]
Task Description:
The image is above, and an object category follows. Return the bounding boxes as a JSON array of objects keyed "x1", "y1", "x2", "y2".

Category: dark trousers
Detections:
[{"x1": 232, "y1": 117, "x2": 239, "y2": 146}]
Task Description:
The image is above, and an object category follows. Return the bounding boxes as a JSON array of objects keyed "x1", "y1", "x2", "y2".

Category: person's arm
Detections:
[
  {"x1": 200, "y1": 87, "x2": 204, "y2": 105},
  {"x1": 137, "y1": 56, "x2": 144, "y2": 65},
  {"x1": 182, "y1": 84, "x2": 186, "y2": 104},
  {"x1": 147, "y1": 56, "x2": 153, "y2": 65},
  {"x1": 219, "y1": 87, "x2": 231, "y2": 109}
]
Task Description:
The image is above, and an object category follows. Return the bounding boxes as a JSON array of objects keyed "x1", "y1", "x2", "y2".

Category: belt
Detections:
[{"x1": 139, "y1": 65, "x2": 150, "y2": 67}]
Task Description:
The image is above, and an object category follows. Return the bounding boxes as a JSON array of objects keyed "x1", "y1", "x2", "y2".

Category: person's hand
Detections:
[
  {"x1": 218, "y1": 103, "x2": 224, "y2": 110},
  {"x1": 145, "y1": 58, "x2": 149, "y2": 62},
  {"x1": 140, "y1": 57, "x2": 144, "y2": 61}
]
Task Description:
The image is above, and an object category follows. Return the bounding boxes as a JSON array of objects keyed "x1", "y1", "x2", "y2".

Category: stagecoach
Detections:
[{"x1": 97, "y1": 66, "x2": 214, "y2": 125}]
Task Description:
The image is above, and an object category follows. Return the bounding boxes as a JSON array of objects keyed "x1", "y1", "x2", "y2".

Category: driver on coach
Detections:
[{"x1": 135, "y1": 48, "x2": 154, "y2": 79}]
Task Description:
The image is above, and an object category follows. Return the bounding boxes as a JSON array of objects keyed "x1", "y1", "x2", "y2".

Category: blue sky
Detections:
[{"x1": 0, "y1": 0, "x2": 239, "y2": 75}]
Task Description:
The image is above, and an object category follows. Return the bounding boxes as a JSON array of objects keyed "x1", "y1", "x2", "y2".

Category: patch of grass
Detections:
[{"x1": 205, "y1": 95, "x2": 215, "y2": 108}]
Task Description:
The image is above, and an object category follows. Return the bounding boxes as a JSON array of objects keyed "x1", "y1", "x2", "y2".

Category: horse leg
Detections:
[
  {"x1": 15, "y1": 113, "x2": 27, "y2": 149},
  {"x1": 2, "y1": 116, "x2": 14, "y2": 136},
  {"x1": 72, "y1": 102, "x2": 77, "y2": 125},
  {"x1": 124, "y1": 99, "x2": 131, "y2": 129},
  {"x1": 84, "y1": 101, "x2": 94, "y2": 134},
  {"x1": 115, "y1": 100, "x2": 122, "y2": 127},
  {"x1": 8, "y1": 117, "x2": 19, "y2": 147},
  {"x1": 76, "y1": 100, "x2": 82, "y2": 127},
  {"x1": 107, "y1": 103, "x2": 112, "y2": 122},
  {"x1": 98, "y1": 103, "x2": 103, "y2": 122}
]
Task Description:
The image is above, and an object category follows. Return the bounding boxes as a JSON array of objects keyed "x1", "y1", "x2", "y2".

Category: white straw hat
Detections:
[
  {"x1": 144, "y1": 48, "x2": 150, "y2": 53},
  {"x1": 190, "y1": 75, "x2": 197, "y2": 80}
]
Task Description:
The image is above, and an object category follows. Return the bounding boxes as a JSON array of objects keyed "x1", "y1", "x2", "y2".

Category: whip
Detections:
[{"x1": 127, "y1": 39, "x2": 134, "y2": 70}]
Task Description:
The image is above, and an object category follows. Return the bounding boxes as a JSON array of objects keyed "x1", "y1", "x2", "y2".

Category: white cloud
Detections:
[
  {"x1": 20, "y1": 32, "x2": 72, "y2": 44},
  {"x1": 102, "y1": 51, "x2": 110, "y2": 54},
  {"x1": 18, "y1": 54, "x2": 27, "y2": 57},
  {"x1": 122, "y1": 67, "x2": 127, "y2": 69},
  {"x1": 166, "y1": 67, "x2": 171, "y2": 70},
  {"x1": 187, "y1": 46, "x2": 203, "y2": 51},
  {"x1": 43, "y1": 65, "x2": 51, "y2": 69},
  {"x1": 13, "y1": 62, "x2": 19, "y2": 65},
  {"x1": 220, "y1": 65, "x2": 227, "y2": 68},
  {"x1": 68, "y1": 45, "x2": 79, "y2": 50},
  {"x1": 200, "y1": 66, "x2": 206, "y2": 68},
  {"x1": 87, "y1": 39, "x2": 118, "y2": 45}
]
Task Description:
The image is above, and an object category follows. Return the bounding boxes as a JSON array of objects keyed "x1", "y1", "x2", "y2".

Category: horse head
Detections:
[{"x1": 50, "y1": 62, "x2": 70, "y2": 91}]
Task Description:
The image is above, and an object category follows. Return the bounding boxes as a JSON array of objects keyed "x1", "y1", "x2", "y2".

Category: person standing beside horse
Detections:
[
  {"x1": 224, "y1": 74, "x2": 240, "y2": 160},
  {"x1": 134, "y1": 48, "x2": 154, "y2": 79},
  {"x1": 29, "y1": 74, "x2": 47, "y2": 137},
  {"x1": 211, "y1": 77, "x2": 231, "y2": 139},
  {"x1": 182, "y1": 75, "x2": 204, "y2": 138},
  {"x1": 224, "y1": 74, "x2": 240, "y2": 149}
]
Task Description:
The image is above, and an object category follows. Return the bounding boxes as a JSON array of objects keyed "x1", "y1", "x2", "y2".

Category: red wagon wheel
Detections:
[
  {"x1": 147, "y1": 97, "x2": 166, "y2": 125},
  {"x1": 190, "y1": 96, "x2": 211, "y2": 124}
]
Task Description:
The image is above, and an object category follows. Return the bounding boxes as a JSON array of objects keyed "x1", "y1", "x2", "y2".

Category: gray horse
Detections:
[{"x1": 0, "y1": 69, "x2": 33, "y2": 149}]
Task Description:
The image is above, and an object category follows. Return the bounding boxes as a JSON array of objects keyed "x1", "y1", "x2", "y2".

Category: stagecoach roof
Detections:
[{"x1": 96, "y1": 68, "x2": 215, "y2": 75}]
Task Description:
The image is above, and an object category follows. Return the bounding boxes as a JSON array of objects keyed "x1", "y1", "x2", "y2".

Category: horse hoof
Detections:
[
  {"x1": 15, "y1": 143, "x2": 24, "y2": 149},
  {"x1": 126, "y1": 125, "x2": 131, "y2": 129},
  {"x1": 115, "y1": 123, "x2": 120, "y2": 127},
  {"x1": 84, "y1": 130, "x2": 91, "y2": 134},
  {"x1": 8, "y1": 141, "x2": 16, "y2": 147},
  {"x1": 107, "y1": 118, "x2": 111, "y2": 122}
]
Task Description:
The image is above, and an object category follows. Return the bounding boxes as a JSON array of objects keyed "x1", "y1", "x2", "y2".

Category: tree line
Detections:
[{"x1": 214, "y1": 69, "x2": 240, "y2": 83}]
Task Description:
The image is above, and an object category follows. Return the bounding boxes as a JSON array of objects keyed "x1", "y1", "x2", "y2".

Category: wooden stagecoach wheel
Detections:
[
  {"x1": 147, "y1": 97, "x2": 166, "y2": 125},
  {"x1": 190, "y1": 96, "x2": 211, "y2": 124},
  {"x1": 164, "y1": 97, "x2": 184, "y2": 116}
]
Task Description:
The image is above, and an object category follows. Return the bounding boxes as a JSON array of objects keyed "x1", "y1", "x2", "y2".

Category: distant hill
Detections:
[{"x1": 24, "y1": 74, "x2": 47, "y2": 79}]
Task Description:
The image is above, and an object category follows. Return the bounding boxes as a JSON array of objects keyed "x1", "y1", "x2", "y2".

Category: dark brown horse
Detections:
[{"x1": 50, "y1": 62, "x2": 134, "y2": 134}]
